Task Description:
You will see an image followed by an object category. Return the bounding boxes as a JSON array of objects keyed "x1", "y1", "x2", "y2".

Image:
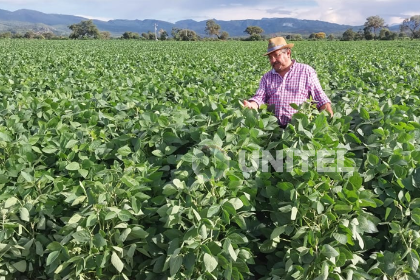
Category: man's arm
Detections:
[
  {"x1": 243, "y1": 74, "x2": 268, "y2": 110},
  {"x1": 319, "y1": 102, "x2": 334, "y2": 117},
  {"x1": 307, "y1": 67, "x2": 333, "y2": 118}
]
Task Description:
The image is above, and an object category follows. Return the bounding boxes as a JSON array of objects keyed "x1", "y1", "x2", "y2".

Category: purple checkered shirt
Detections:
[{"x1": 249, "y1": 60, "x2": 331, "y2": 127}]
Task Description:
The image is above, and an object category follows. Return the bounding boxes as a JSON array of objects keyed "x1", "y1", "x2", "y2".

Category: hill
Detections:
[{"x1": 0, "y1": 8, "x2": 401, "y2": 37}]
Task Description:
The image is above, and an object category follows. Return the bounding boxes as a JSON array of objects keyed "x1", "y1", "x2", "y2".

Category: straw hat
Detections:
[{"x1": 264, "y1": 37, "x2": 294, "y2": 56}]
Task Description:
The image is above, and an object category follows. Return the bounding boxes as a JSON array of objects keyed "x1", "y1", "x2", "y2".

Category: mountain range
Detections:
[{"x1": 0, "y1": 9, "x2": 400, "y2": 37}]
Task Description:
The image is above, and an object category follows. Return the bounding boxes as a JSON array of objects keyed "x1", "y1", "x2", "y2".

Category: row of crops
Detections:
[{"x1": 0, "y1": 39, "x2": 420, "y2": 279}]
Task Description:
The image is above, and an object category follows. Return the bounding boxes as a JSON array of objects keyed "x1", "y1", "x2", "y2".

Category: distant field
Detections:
[{"x1": 0, "y1": 39, "x2": 420, "y2": 279}]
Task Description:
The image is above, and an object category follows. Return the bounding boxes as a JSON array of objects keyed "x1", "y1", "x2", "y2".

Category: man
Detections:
[{"x1": 243, "y1": 37, "x2": 333, "y2": 128}]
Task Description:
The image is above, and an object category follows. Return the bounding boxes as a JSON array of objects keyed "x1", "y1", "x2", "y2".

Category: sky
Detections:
[{"x1": 1, "y1": 0, "x2": 419, "y2": 26}]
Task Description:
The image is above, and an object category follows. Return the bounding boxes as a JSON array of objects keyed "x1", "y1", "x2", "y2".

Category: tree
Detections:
[
  {"x1": 355, "y1": 29, "x2": 364, "y2": 40},
  {"x1": 171, "y1": 27, "x2": 182, "y2": 39},
  {"x1": 148, "y1": 31, "x2": 156, "y2": 40},
  {"x1": 244, "y1": 26, "x2": 264, "y2": 36},
  {"x1": 379, "y1": 28, "x2": 397, "y2": 40},
  {"x1": 171, "y1": 28, "x2": 198, "y2": 41},
  {"x1": 122, "y1": 31, "x2": 140, "y2": 39},
  {"x1": 24, "y1": 31, "x2": 35, "y2": 39},
  {"x1": 364, "y1": 15, "x2": 385, "y2": 39},
  {"x1": 327, "y1": 34, "x2": 334, "y2": 41},
  {"x1": 289, "y1": 34, "x2": 302, "y2": 41},
  {"x1": 363, "y1": 26, "x2": 374, "y2": 40},
  {"x1": 69, "y1": 20, "x2": 100, "y2": 39},
  {"x1": 158, "y1": 29, "x2": 168, "y2": 40},
  {"x1": 205, "y1": 20, "x2": 221, "y2": 38},
  {"x1": 100, "y1": 31, "x2": 111, "y2": 39},
  {"x1": 315, "y1": 32, "x2": 326, "y2": 39},
  {"x1": 400, "y1": 15, "x2": 420, "y2": 38},
  {"x1": 12, "y1": 33, "x2": 23, "y2": 39},
  {"x1": 219, "y1": 31, "x2": 229, "y2": 40},
  {"x1": 141, "y1": 31, "x2": 155, "y2": 40},
  {"x1": 42, "y1": 32, "x2": 55, "y2": 40},
  {"x1": 180, "y1": 29, "x2": 198, "y2": 41},
  {"x1": 0, "y1": 32, "x2": 12, "y2": 39},
  {"x1": 342, "y1": 29, "x2": 356, "y2": 41}
]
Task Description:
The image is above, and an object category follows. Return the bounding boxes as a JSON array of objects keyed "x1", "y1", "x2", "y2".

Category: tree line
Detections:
[
  {"x1": 1, "y1": 16, "x2": 419, "y2": 41},
  {"x1": 341, "y1": 15, "x2": 420, "y2": 41}
]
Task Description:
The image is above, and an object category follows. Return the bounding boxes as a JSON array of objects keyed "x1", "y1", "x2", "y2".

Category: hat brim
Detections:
[{"x1": 263, "y1": 43, "x2": 294, "y2": 56}]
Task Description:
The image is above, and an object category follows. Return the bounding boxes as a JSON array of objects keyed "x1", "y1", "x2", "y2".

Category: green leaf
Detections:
[
  {"x1": 47, "y1": 242, "x2": 62, "y2": 251},
  {"x1": 117, "y1": 145, "x2": 132, "y2": 156},
  {"x1": 20, "y1": 207, "x2": 30, "y2": 222},
  {"x1": 291, "y1": 206, "x2": 298, "y2": 220},
  {"x1": 170, "y1": 255, "x2": 183, "y2": 276},
  {"x1": 357, "y1": 215, "x2": 378, "y2": 233},
  {"x1": 165, "y1": 145, "x2": 178, "y2": 155},
  {"x1": 333, "y1": 233, "x2": 348, "y2": 245},
  {"x1": 349, "y1": 173, "x2": 363, "y2": 189},
  {"x1": 111, "y1": 252, "x2": 124, "y2": 273},
  {"x1": 152, "y1": 150, "x2": 164, "y2": 157},
  {"x1": 360, "y1": 108, "x2": 370, "y2": 120},
  {"x1": 222, "y1": 202, "x2": 237, "y2": 215},
  {"x1": 228, "y1": 198, "x2": 244, "y2": 210},
  {"x1": 4, "y1": 197, "x2": 18, "y2": 208},
  {"x1": 130, "y1": 227, "x2": 149, "y2": 239},
  {"x1": 71, "y1": 195, "x2": 86, "y2": 206},
  {"x1": 367, "y1": 153, "x2": 379, "y2": 166},
  {"x1": 334, "y1": 202, "x2": 352, "y2": 214},
  {"x1": 66, "y1": 162, "x2": 80, "y2": 171},
  {"x1": 321, "y1": 244, "x2": 339, "y2": 258},
  {"x1": 65, "y1": 140, "x2": 79, "y2": 149},
  {"x1": 78, "y1": 169, "x2": 89, "y2": 178},
  {"x1": 203, "y1": 253, "x2": 218, "y2": 273},
  {"x1": 20, "y1": 171, "x2": 33, "y2": 182},
  {"x1": 46, "y1": 251, "x2": 60, "y2": 266},
  {"x1": 173, "y1": 179, "x2": 184, "y2": 189},
  {"x1": 68, "y1": 213, "x2": 82, "y2": 224},
  {"x1": 163, "y1": 184, "x2": 178, "y2": 196},
  {"x1": 0, "y1": 132, "x2": 12, "y2": 142},
  {"x1": 207, "y1": 205, "x2": 220, "y2": 217},
  {"x1": 118, "y1": 210, "x2": 132, "y2": 222},
  {"x1": 411, "y1": 208, "x2": 420, "y2": 226},
  {"x1": 72, "y1": 230, "x2": 91, "y2": 243},
  {"x1": 42, "y1": 146, "x2": 58, "y2": 154},
  {"x1": 12, "y1": 260, "x2": 27, "y2": 272},
  {"x1": 408, "y1": 249, "x2": 420, "y2": 272},
  {"x1": 270, "y1": 226, "x2": 286, "y2": 240},
  {"x1": 105, "y1": 211, "x2": 117, "y2": 220},
  {"x1": 121, "y1": 175, "x2": 139, "y2": 188},
  {"x1": 260, "y1": 239, "x2": 276, "y2": 253},
  {"x1": 93, "y1": 233, "x2": 107, "y2": 248},
  {"x1": 0, "y1": 174, "x2": 8, "y2": 184}
]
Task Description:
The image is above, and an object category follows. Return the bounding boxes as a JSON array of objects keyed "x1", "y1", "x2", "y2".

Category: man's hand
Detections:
[
  {"x1": 243, "y1": 100, "x2": 259, "y2": 109},
  {"x1": 319, "y1": 103, "x2": 334, "y2": 118}
]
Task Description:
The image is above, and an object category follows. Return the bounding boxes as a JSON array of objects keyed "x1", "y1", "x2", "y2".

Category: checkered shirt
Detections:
[{"x1": 249, "y1": 60, "x2": 331, "y2": 126}]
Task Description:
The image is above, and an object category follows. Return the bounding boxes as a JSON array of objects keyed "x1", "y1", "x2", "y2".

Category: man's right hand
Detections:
[{"x1": 243, "y1": 100, "x2": 259, "y2": 109}]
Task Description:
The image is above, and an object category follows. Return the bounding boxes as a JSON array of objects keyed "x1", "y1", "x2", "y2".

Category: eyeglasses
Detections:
[{"x1": 267, "y1": 51, "x2": 286, "y2": 60}]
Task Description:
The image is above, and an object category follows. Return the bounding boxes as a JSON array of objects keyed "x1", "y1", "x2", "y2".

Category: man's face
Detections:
[{"x1": 267, "y1": 49, "x2": 290, "y2": 72}]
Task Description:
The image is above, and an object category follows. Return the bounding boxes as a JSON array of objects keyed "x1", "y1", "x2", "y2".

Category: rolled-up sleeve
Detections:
[
  {"x1": 248, "y1": 75, "x2": 267, "y2": 107},
  {"x1": 308, "y1": 68, "x2": 331, "y2": 109}
]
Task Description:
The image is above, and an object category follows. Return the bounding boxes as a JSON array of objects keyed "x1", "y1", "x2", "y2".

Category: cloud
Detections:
[
  {"x1": 0, "y1": 0, "x2": 419, "y2": 25},
  {"x1": 75, "y1": 15, "x2": 114, "y2": 21},
  {"x1": 265, "y1": 7, "x2": 294, "y2": 16}
]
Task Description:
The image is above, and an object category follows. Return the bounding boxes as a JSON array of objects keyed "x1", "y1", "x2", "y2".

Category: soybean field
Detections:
[{"x1": 1, "y1": 39, "x2": 420, "y2": 279}]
